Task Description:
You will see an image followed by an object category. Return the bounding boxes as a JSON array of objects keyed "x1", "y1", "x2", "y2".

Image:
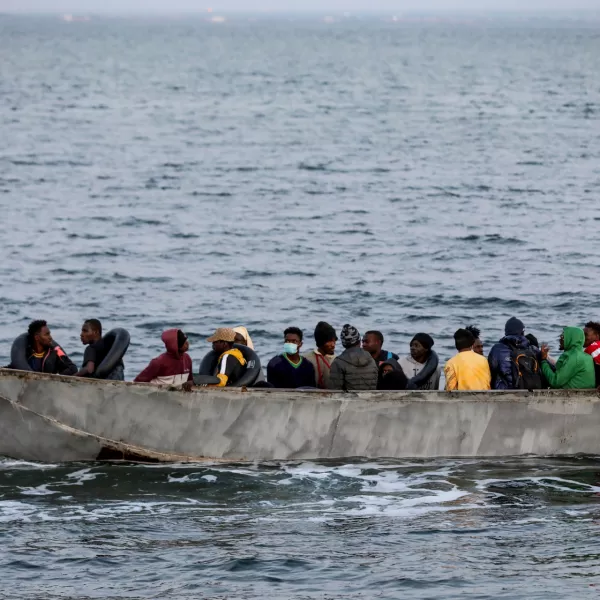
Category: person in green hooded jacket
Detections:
[{"x1": 540, "y1": 327, "x2": 596, "y2": 389}]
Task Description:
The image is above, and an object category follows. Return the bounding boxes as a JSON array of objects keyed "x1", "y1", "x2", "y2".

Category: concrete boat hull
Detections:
[{"x1": 0, "y1": 369, "x2": 598, "y2": 462}]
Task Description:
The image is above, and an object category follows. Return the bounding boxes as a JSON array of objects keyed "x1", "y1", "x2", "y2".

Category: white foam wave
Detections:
[
  {"x1": 64, "y1": 468, "x2": 102, "y2": 485},
  {"x1": 0, "y1": 459, "x2": 59, "y2": 470},
  {"x1": 18, "y1": 484, "x2": 58, "y2": 496},
  {"x1": 476, "y1": 476, "x2": 600, "y2": 494}
]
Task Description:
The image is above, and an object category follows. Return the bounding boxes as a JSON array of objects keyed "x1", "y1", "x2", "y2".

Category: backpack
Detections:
[{"x1": 509, "y1": 345, "x2": 543, "y2": 390}]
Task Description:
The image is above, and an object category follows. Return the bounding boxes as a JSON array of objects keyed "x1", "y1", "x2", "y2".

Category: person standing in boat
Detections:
[
  {"x1": 362, "y1": 330, "x2": 399, "y2": 365},
  {"x1": 444, "y1": 329, "x2": 491, "y2": 391},
  {"x1": 76, "y1": 319, "x2": 124, "y2": 380},
  {"x1": 10, "y1": 320, "x2": 77, "y2": 376},
  {"x1": 540, "y1": 327, "x2": 595, "y2": 389},
  {"x1": 302, "y1": 321, "x2": 337, "y2": 389},
  {"x1": 134, "y1": 329, "x2": 193, "y2": 389},
  {"x1": 206, "y1": 328, "x2": 246, "y2": 387},
  {"x1": 488, "y1": 317, "x2": 542, "y2": 390},
  {"x1": 397, "y1": 333, "x2": 441, "y2": 390},
  {"x1": 267, "y1": 327, "x2": 316, "y2": 388},
  {"x1": 328, "y1": 324, "x2": 378, "y2": 391}
]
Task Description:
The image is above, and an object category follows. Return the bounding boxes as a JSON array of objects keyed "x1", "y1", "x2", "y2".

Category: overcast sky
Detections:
[{"x1": 2, "y1": 0, "x2": 599, "y2": 12}]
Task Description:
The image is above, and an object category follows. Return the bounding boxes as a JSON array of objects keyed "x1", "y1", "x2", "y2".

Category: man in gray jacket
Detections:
[{"x1": 328, "y1": 324, "x2": 378, "y2": 391}]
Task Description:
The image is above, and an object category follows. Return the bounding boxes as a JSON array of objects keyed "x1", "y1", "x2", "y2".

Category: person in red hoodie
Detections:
[
  {"x1": 584, "y1": 321, "x2": 600, "y2": 387},
  {"x1": 584, "y1": 322, "x2": 600, "y2": 364},
  {"x1": 134, "y1": 329, "x2": 193, "y2": 389}
]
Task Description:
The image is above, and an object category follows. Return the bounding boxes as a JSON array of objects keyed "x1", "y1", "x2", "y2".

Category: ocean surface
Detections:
[{"x1": 1, "y1": 13, "x2": 600, "y2": 598}]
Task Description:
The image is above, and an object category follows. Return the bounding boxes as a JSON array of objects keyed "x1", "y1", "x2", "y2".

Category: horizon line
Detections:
[{"x1": 3, "y1": 8, "x2": 600, "y2": 15}]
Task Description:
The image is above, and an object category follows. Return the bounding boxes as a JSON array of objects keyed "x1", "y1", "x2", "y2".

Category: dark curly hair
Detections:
[
  {"x1": 465, "y1": 325, "x2": 480, "y2": 340},
  {"x1": 27, "y1": 320, "x2": 47, "y2": 340},
  {"x1": 585, "y1": 322, "x2": 600, "y2": 337}
]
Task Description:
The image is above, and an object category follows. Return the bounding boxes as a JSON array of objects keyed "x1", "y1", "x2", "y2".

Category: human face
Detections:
[
  {"x1": 80, "y1": 323, "x2": 96, "y2": 345},
  {"x1": 584, "y1": 327, "x2": 598, "y2": 348},
  {"x1": 36, "y1": 325, "x2": 53, "y2": 349},
  {"x1": 284, "y1": 332, "x2": 302, "y2": 353},
  {"x1": 362, "y1": 333, "x2": 381, "y2": 356},
  {"x1": 234, "y1": 333, "x2": 247, "y2": 346},
  {"x1": 321, "y1": 339, "x2": 336, "y2": 355},
  {"x1": 179, "y1": 339, "x2": 190, "y2": 354},
  {"x1": 410, "y1": 340, "x2": 428, "y2": 363},
  {"x1": 382, "y1": 364, "x2": 394, "y2": 376},
  {"x1": 472, "y1": 338, "x2": 484, "y2": 356},
  {"x1": 559, "y1": 333, "x2": 565, "y2": 352},
  {"x1": 212, "y1": 340, "x2": 230, "y2": 355}
]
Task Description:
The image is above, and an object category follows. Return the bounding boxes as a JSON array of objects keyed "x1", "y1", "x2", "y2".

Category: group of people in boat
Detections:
[{"x1": 5, "y1": 317, "x2": 600, "y2": 392}]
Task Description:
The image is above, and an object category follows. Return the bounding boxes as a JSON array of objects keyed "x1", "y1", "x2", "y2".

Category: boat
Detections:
[{"x1": 0, "y1": 368, "x2": 598, "y2": 463}]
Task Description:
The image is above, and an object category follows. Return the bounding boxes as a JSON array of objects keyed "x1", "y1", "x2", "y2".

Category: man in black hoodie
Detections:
[{"x1": 328, "y1": 324, "x2": 378, "y2": 391}]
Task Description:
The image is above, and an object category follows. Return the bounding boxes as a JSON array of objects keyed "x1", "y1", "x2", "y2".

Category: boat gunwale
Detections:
[{"x1": 2, "y1": 368, "x2": 599, "y2": 404}]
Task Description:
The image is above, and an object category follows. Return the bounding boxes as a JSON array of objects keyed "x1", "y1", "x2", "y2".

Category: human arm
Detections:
[
  {"x1": 134, "y1": 358, "x2": 160, "y2": 383},
  {"x1": 75, "y1": 345, "x2": 97, "y2": 378},
  {"x1": 303, "y1": 360, "x2": 317, "y2": 387},
  {"x1": 328, "y1": 360, "x2": 344, "y2": 390},
  {"x1": 444, "y1": 361, "x2": 458, "y2": 391},
  {"x1": 488, "y1": 345, "x2": 512, "y2": 390},
  {"x1": 182, "y1": 356, "x2": 194, "y2": 389},
  {"x1": 55, "y1": 347, "x2": 77, "y2": 376},
  {"x1": 541, "y1": 355, "x2": 575, "y2": 389},
  {"x1": 75, "y1": 361, "x2": 95, "y2": 377},
  {"x1": 214, "y1": 353, "x2": 240, "y2": 387}
]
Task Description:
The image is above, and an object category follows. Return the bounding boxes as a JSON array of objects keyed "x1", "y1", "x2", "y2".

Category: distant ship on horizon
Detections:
[{"x1": 62, "y1": 14, "x2": 91, "y2": 23}]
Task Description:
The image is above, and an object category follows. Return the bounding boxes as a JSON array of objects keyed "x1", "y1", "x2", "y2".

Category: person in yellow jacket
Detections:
[
  {"x1": 206, "y1": 328, "x2": 246, "y2": 387},
  {"x1": 445, "y1": 328, "x2": 491, "y2": 391}
]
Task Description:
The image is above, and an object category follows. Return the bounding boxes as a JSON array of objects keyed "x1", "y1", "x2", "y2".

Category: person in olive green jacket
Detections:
[{"x1": 540, "y1": 327, "x2": 596, "y2": 389}]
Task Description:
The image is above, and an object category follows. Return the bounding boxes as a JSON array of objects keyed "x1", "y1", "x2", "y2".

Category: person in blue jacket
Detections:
[{"x1": 488, "y1": 317, "x2": 540, "y2": 390}]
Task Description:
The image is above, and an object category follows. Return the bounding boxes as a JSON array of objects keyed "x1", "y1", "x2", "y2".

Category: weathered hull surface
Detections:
[{"x1": 0, "y1": 369, "x2": 599, "y2": 462}]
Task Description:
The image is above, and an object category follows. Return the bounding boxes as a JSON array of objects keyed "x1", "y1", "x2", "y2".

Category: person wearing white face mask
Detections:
[{"x1": 267, "y1": 327, "x2": 317, "y2": 389}]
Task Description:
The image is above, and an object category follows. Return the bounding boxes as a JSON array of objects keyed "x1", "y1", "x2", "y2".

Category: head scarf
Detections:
[
  {"x1": 233, "y1": 326, "x2": 254, "y2": 350},
  {"x1": 340, "y1": 324, "x2": 360, "y2": 348}
]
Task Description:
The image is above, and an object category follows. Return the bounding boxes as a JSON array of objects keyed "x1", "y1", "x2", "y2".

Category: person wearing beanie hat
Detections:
[
  {"x1": 504, "y1": 317, "x2": 525, "y2": 337},
  {"x1": 302, "y1": 321, "x2": 338, "y2": 389},
  {"x1": 397, "y1": 333, "x2": 441, "y2": 390},
  {"x1": 488, "y1": 317, "x2": 542, "y2": 390},
  {"x1": 328, "y1": 324, "x2": 378, "y2": 391},
  {"x1": 134, "y1": 329, "x2": 193, "y2": 389}
]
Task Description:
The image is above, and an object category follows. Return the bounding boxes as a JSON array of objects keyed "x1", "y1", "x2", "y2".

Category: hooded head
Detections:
[
  {"x1": 525, "y1": 333, "x2": 539, "y2": 348},
  {"x1": 162, "y1": 329, "x2": 188, "y2": 356},
  {"x1": 233, "y1": 326, "x2": 254, "y2": 350},
  {"x1": 562, "y1": 327, "x2": 585, "y2": 352},
  {"x1": 505, "y1": 317, "x2": 525, "y2": 337}
]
